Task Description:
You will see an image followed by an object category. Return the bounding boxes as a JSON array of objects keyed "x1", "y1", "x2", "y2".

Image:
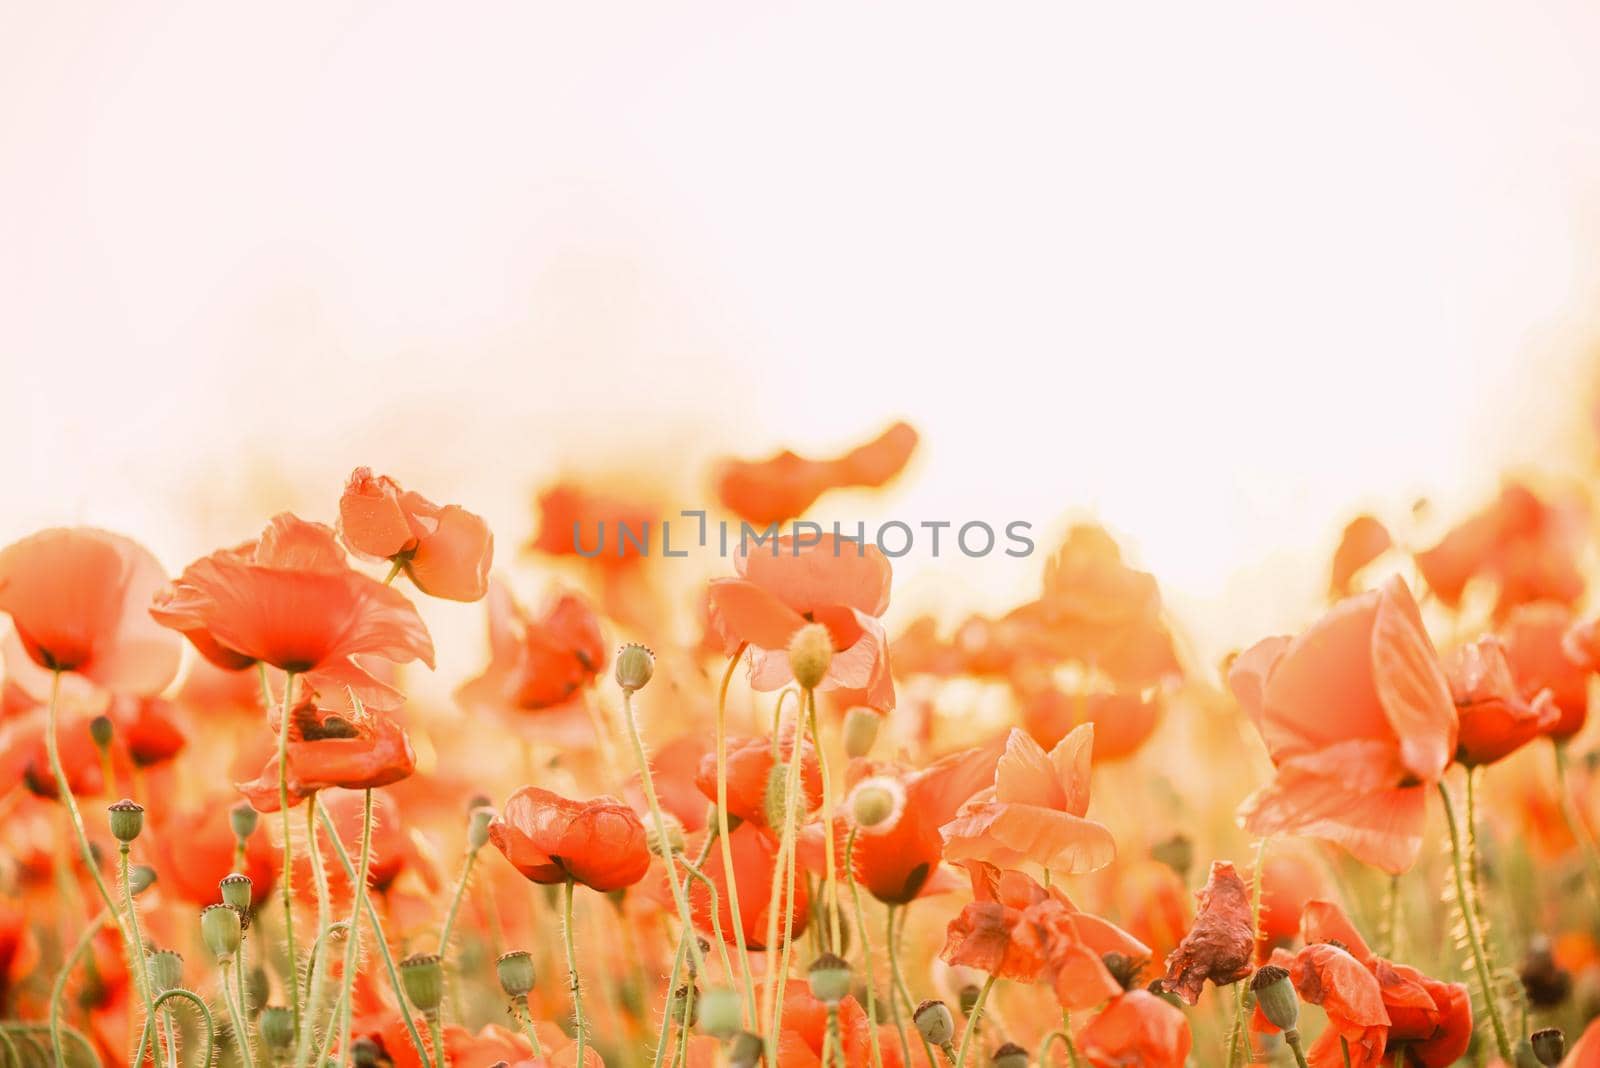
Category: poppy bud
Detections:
[
  {"x1": 349, "y1": 1035, "x2": 383, "y2": 1067},
  {"x1": 146, "y1": 949, "x2": 183, "y2": 993},
  {"x1": 958, "y1": 984, "x2": 982, "y2": 1017},
  {"x1": 847, "y1": 776, "x2": 904, "y2": 833},
  {"x1": 615, "y1": 643, "x2": 655, "y2": 693},
  {"x1": 259, "y1": 1007, "x2": 295, "y2": 1053},
  {"x1": 201, "y1": 904, "x2": 242, "y2": 961},
  {"x1": 229, "y1": 802, "x2": 259, "y2": 841},
  {"x1": 646, "y1": 813, "x2": 686, "y2": 858},
  {"x1": 89, "y1": 715, "x2": 114, "y2": 751},
  {"x1": 468, "y1": 806, "x2": 494, "y2": 851},
  {"x1": 697, "y1": 986, "x2": 742, "y2": 1038},
  {"x1": 914, "y1": 999, "x2": 956, "y2": 1046},
  {"x1": 1531, "y1": 1028, "x2": 1566, "y2": 1066},
  {"x1": 220, "y1": 873, "x2": 253, "y2": 913},
  {"x1": 764, "y1": 763, "x2": 797, "y2": 829},
  {"x1": 497, "y1": 950, "x2": 536, "y2": 997},
  {"x1": 808, "y1": 952, "x2": 852, "y2": 1005},
  {"x1": 128, "y1": 864, "x2": 157, "y2": 896},
  {"x1": 788, "y1": 623, "x2": 833, "y2": 690},
  {"x1": 1520, "y1": 937, "x2": 1572, "y2": 1008},
  {"x1": 1251, "y1": 965, "x2": 1298, "y2": 1031},
  {"x1": 400, "y1": 953, "x2": 445, "y2": 1013},
  {"x1": 728, "y1": 1031, "x2": 765, "y2": 1068},
  {"x1": 993, "y1": 1042, "x2": 1029, "y2": 1068},
  {"x1": 668, "y1": 983, "x2": 697, "y2": 1024},
  {"x1": 247, "y1": 966, "x2": 270, "y2": 1009},
  {"x1": 107, "y1": 799, "x2": 144, "y2": 844},
  {"x1": 842, "y1": 706, "x2": 882, "y2": 757}
]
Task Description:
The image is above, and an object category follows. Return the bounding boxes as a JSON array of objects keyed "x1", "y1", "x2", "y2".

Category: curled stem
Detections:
[{"x1": 133, "y1": 989, "x2": 216, "y2": 1068}]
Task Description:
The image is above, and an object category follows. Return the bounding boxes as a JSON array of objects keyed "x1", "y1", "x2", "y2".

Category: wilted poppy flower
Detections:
[
  {"x1": 695, "y1": 732, "x2": 822, "y2": 831},
  {"x1": 0, "y1": 528, "x2": 181, "y2": 699},
  {"x1": 942, "y1": 725, "x2": 1116, "y2": 878},
  {"x1": 338, "y1": 467, "x2": 493, "y2": 601},
  {"x1": 152, "y1": 514, "x2": 435, "y2": 711},
  {"x1": 488, "y1": 786, "x2": 650, "y2": 892},
  {"x1": 236, "y1": 691, "x2": 416, "y2": 811},
  {"x1": 1286, "y1": 941, "x2": 1390, "y2": 1067},
  {"x1": 708, "y1": 534, "x2": 895, "y2": 710},
  {"x1": 1077, "y1": 990, "x2": 1192, "y2": 1068},
  {"x1": 1330, "y1": 515, "x2": 1393, "y2": 598},
  {"x1": 1157, "y1": 860, "x2": 1254, "y2": 1004},
  {"x1": 687, "y1": 822, "x2": 809, "y2": 950},
  {"x1": 941, "y1": 861, "x2": 1149, "y2": 1010},
  {"x1": 1414, "y1": 483, "x2": 1585, "y2": 618},
  {"x1": 1502, "y1": 602, "x2": 1589, "y2": 740},
  {"x1": 714, "y1": 420, "x2": 918, "y2": 525},
  {"x1": 1230, "y1": 576, "x2": 1456, "y2": 874},
  {"x1": 1447, "y1": 636, "x2": 1559, "y2": 767},
  {"x1": 456, "y1": 582, "x2": 605, "y2": 714}
]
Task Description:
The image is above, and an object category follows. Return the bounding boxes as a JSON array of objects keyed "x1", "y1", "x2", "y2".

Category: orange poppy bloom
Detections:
[
  {"x1": 941, "y1": 861, "x2": 1149, "y2": 1011},
  {"x1": 338, "y1": 467, "x2": 493, "y2": 602},
  {"x1": 1414, "y1": 483, "x2": 1585, "y2": 618},
  {"x1": 1157, "y1": 861, "x2": 1254, "y2": 1004},
  {"x1": 843, "y1": 746, "x2": 1000, "y2": 904},
  {"x1": 1330, "y1": 515, "x2": 1393, "y2": 598},
  {"x1": 236, "y1": 690, "x2": 415, "y2": 811},
  {"x1": 714, "y1": 420, "x2": 919, "y2": 525},
  {"x1": 529, "y1": 480, "x2": 658, "y2": 567},
  {"x1": 1018, "y1": 685, "x2": 1163, "y2": 763},
  {"x1": 317, "y1": 789, "x2": 434, "y2": 894},
  {"x1": 1567, "y1": 1017, "x2": 1600, "y2": 1068},
  {"x1": 687, "y1": 822, "x2": 809, "y2": 950},
  {"x1": 708, "y1": 534, "x2": 895, "y2": 711},
  {"x1": 1114, "y1": 859, "x2": 1192, "y2": 961},
  {"x1": 488, "y1": 786, "x2": 651, "y2": 892},
  {"x1": 1286, "y1": 941, "x2": 1390, "y2": 1068},
  {"x1": 456, "y1": 582, "x2": 606, "y2": 713},
  {"x1": 148, "y1": 801, "x2": 278, "y2": 907},
  {"x1": 1501, "y1": 602, "x2": 1588, "y2": 740},
  {"x1": 1447, "y1": 636, "x2": 1559, "y2": 767},
  {"x1": 1077, "y1": 990, "x2": 1192, "y2": 1068},
  {"x1": 152, "y1": 514, "x2": 435, "y2": 711},
  {"x1": 0, "y1": 528, "x2": 182, "y2": 699},
  {"x1": 106, "y1": 695, "x2": 187, "y2": 767},
  {"x1": 1229, "y1": 576, "x2": 1457, "y2": 874},
  {"x1": 942, "y1": 725, "x2": 1116, "y2": 878},
  {"x1": 695, "y1": 732, "x2": 822, "y2": 832},
  {"x1": 1254, "y1": 849, "x2": 1327, "y2": 959}
]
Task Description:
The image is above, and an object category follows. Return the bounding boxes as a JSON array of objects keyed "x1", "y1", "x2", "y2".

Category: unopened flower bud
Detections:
[
  {"x1": 615, "y1": 643, "x2": 655, "y2": 693},
  {"x1": 842, "y1": 706, "x2": 883, "y2": 758},
  {"x1": 89, "y1": 715, "x2": 114, "y2": 751},
  {"x1": 399, "y1": 953, "x2": 444, "y2": 1013},
  {"x1": 646, "y1": 813, "x2": 686, "y2": 857},
  {"x1": 259, "y1": 1007, "x2": 295, "y2": 1053},
  {"x1": 220, "y1": 873, "x2": 253, "y2": 913},
  {"x1": 497, "y1": 950, "x2": 536, "y2": 997},
  {"x1": 668, "y1": 983, "x2": 697, "y2": 1025},
  {"x1": 107, "y1": 799, "x2": 144, "y2": 844},
  {"x1": 200, "y1": 904, "x2": 242, "y2": 961},
  {"x1": 247, "y1": 966, "x2": 269, "y2": 1009},
  {"x1": 847, "y1": 776, "x2": 904, "y2": 833},
  {"x1": 1251, "y1": 965, "x2": 1298, "y2": 1031},
  {"x1": 146, "y1": 949, "x2": 183, "y2": 993},
  {"x1": 1531, "y1": 1028, "x2": 1566, "y2": 1066},
  {"x1": 468, "y1": 806, "x2": 494, "y2": 851},
  {"x1": 957, "y1": 984, "x2": 982, "y2": 1017},
  {"x1": 788, "y1": 624, "x2": 833, "y2": 690},
  {"x1": 914, "y1": 999, "x2": 955, "y2": 1046},
  {"x1": 128, "y1": 864, "x2": 157, "y2": 896},
  {"x1": 229, "y1": 802, "x2": 259, "y2": 841},
  {"x1": 697, "y1": 986, "x2": 742, "y2": 1039},
  {"x1": 993, "y1": 1043, "x2": 1029, "y2": 1068},
  {"x1": 728, "y1": 1031, "x2": 765, "y2": 1068},
  {"x1": 807, "y1": 952, "x2": 852, "y2": 1005}
]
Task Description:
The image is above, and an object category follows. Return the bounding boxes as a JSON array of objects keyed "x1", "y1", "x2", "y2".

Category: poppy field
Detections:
[{"x1": 2, "y1": 422, "x2": 1600, "y2": 1068}]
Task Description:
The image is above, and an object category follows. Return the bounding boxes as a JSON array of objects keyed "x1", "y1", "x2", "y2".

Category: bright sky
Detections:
[{"x1": 4, "y1": 2, "x2": 1600, "y2": 667}]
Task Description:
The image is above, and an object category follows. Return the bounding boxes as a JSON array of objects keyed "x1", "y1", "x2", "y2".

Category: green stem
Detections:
[
  {"x1": 887, "y1": 906, "x2": 936, "y2": 1068},
  {"x1": 714, "y1": 643, "x2": 758, "y2": 1022},
  {"x1": 562, "y1": 879, "x2": 587, "y2": 1066},
  {"x1": 514, "y1": 997, "x2": 546, "y2": 1058},
  {"x1": 806, "y1": 692, "x2": 842, "y2": 954},
  {"x1": 764, "y1": 716, "x2": 808, "y2": 1055},
  {"x1": 295, "y1": 788, "x2": 332, "y2": 1066},
  {"x1": 678, "y1": 858, "x2": 735, "y2": 985},
  {"x1": 1283, "y1": 1029, "x2": 1311, "y2": 1068},
  {"x1": 1039, "y1": 1022, "x2": 1083, "y2": 1068},
  {"x1": 1554, "y1": 742, "x2": 1600, "y2": 910},
  {"x1": 651, "y1": 936, "x2": 689, "y2": 1068},
  {"x1": 134, "y1": 989, "x2": 216, "y2": 1068},
  {"x1": 1226, "y1": 837, "x2": 1268, "y2": 1068},
  {"x1": 50, "y1": 907, "x2": 110, "y2": 1067},
  {"x1": 335, "y1": 788, "x2": 375, "y2": 1064},
  {"x1": 1438, "y1": 780, "x2": 1513, "y2": 1062},
  {"x1": 273, "y1": 669, "x2": 303, "y2": 1038},
  {"x1": 427, "y1": 1014, "x2": 446, "y2": 1068},
  {"x1": 954, "y1": 974, "x2": 997, "y2": 1068},
  {"x1": 120, "y1": 845, "x2": 160, "y2": 1040},
  {"x1": 844, "y1": 829, "x2": 884, "y2": 1068},
  {"x1": 221, "y1": 959, "x2": 257, "y2": 1068}
]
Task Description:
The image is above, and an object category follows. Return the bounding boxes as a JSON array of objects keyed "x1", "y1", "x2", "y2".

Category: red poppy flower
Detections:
[
  {"x1": 695, "y1": 732, "x2": 822, "y2": 832},
  {"x1": 152, "y1": 514, "x2": 435, "y2": 711},
  {"x1": 529, "y1": 481, "x2": 657, "y2": 567},
  {"x1": 708, "y1": 534, "x2": 896, "y2": 711},
  {"x1": 1330, "y1": 515, "x2": 1393, "y2": 598},
  {"x1": 0, "y1": 528, "x2": 182, "y2": 699},
  {"x1": 942, "y1": 725, "x2": 1116, "y2": 878},
  {"x1": 1078, "y1": 990, "x2": 1192, "y2": 1068},
  {"x1": 148, "y1": 801, "x2": 279, "y2": 907},
  {"x1": 489, "y1": 786, "x2": 650, "y2": 892},
  {"x1": 236, "y1": 690, "x2": 416, "y2": 812},
  {"x1": 1566, "y1": 1017, "x2": 1600, "y2": 1067},
  {"x1": 318, "y1": 789, "x2": 433, "y2": 894},
  {"x1": 1286, "y1": 942, "x2": 1390, "y2": 1067},
  {"x1": 714, "y1": 420, "x2": 919, "y2": 525},
  {"x1": 1254, "y1": 850, "x2": 1327, "y2": 959},
  {"x1": 1018, "y1": 685, "x2": 1163, "y2": 763},
  {"x1": 338, "y1": 467, "x2": 494, "y2": 602},
  {"x1": 1447, "y1": 636, "x2": 1559, "y2": 767},
  {"x1": 1115, "y1": 859, "x2": 1192, "y2": 961},
  {"x1": 1502, "y1": 602, "x2": 1588, "y2": 740},
  {"x1": 457, "y1": 582, "x2": 605, "y2": 714},
  {"x1": 1157, "y1": 861, "x2": 1254, "y2": 1004},
  {"x1": 1230, "y1": 576, "x2": 1456, "y2": 874},
  {"x1": 1414, "y1": 483, "x2": 1585, "y2": 618},
  {"x1": 1, "y1": 706, "x2": 108, "y2": 799},
  {"x1": 688, "y1": 822, "x2": 810, "y2": 951},
  {"x1": 106, "y1": 695, "x2": 187, "y2": 767}
]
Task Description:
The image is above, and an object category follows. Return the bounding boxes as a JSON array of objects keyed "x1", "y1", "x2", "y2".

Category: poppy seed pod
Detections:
[
  {"x1": 697, "y1": 986, "x2": 743, "y2": 1038},
  {"x1": 847, "y1": 777, "x2": 903, "y2": 832},
  {"x1": 128, "y1": 864, "x2": 157, "y2": 896},
  {"x1": 258, "y1": 1006, "x2": 294, "y2": 1053},
  {"x1": 1251, "y1": 965, "x2": 1298, "y2": 1031},
  {"x1": 229, "y1": 801, "x2": 259, "y2": 841},
  {"x1": 89, "y1": 714, "x2": 114, "y2": 751},
  {"x1": 200, "y1": 904, "x2": 242, "y2": 961},
  {"x1": 219, "y1": 873, "x2": 252, "y2": 913},
  {"x1": 146, "y1": 949, "x2": 183, "y2": 993},
  {"x1": 668, "y1": 983, "x2": 697, "y2": 1025},
  {"x1": 107, "y1": 799, "x2": 144, "y2": 843},
  {"x1": 788, "y1": 623, "x2": 833, "y2": 690},
  {"x1": 992, "y1": 1042, "x2": 1029, "y2": 1068},
  {"x1": 349, "y1": 1035, "x2": 383, "y2": 1067},
  {"x1": 400, "y1": 953, "x2": 445, "y2": 1013},
  {"x1": 728, "y1": 1031, "x2": 765, "y2": 1068},
  {"x1": 468, "y1": 806, "x2": 494, "y2": 851},
  {"x1": 914, "y1": 999, "x2": 956, "y2": 1046},
  {"x1": 615, "y1": 643, "x2": 655, "y2": 693},
  {"x1": 807, "y1": 952, "x2": 852, "y2": 1005},
  {"x1": 496, "y1": 950, "x2": 536, "y2": 997},
  {"x1": 842, "y1": 706, "x2": 882, "y2": 757},
  {"x1": 1531, "y1": 1028, "x2": 1566, "y2": 1066}
]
